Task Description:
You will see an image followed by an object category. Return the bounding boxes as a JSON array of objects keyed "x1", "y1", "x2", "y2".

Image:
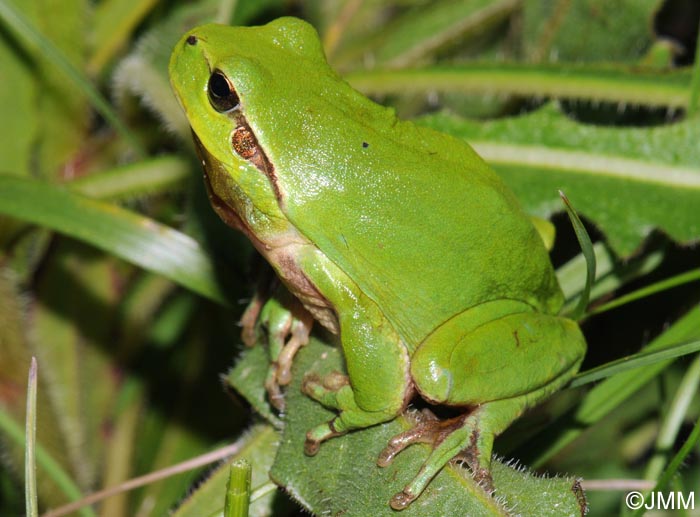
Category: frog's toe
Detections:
[
  {"x1": 304, "y1": 434, "x2": 321, "y2": 456},
  {"x1": 472, "y1": 466, "x2": 495, "y2": 493},
  {"x1": 378, "y1": 417, "x2": 437, "y2": 466},
  {"x1": 302, "y1": 371, "x2": 350, "y2": 407},
  {"x1": 304, "y1": 420, "x2": 343, "y2": 455},
  {"x1": 455, "y1": 440, "x2": 496, "y2": 491},
  {"x1": 377, "y1": 408, "x2": 498, "y2": 509},
  {"x1": 378, "y1": 411, "x2": 467, "y2": 467},
  {"x1": 276, "y1": 314, "x2": 312, "y2": 385},
  {"x1": 239, "y1": 291, "x2": 266, "y2": 347},
  {"x1": 389, "y1": 490, "x2": 416, "y2": 511},
  {"x1": 264, "y1": 366, "x2": 285, "y2": 411}
]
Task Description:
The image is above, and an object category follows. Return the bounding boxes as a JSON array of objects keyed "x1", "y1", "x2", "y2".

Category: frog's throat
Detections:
[
  {"x1": 192, "y1": 132, "x2": 340, "y2": 335},
  {"x1": 192, "y1": 131, "x2": 262, "y2": 243}
]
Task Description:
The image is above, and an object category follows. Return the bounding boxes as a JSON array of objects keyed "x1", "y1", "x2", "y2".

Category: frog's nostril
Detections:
[{"x1": 186, "y1": 35, "x2": 198, "y2": 45}]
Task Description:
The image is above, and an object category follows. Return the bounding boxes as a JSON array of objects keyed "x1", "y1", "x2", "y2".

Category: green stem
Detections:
[
  {"x1": 687, "y1": 17, "x2": 700, "y2": 115},
  {"x1": 346, "y1": 63, "x2": 691, "y2": 108},
  {"x1": 570, "y1": 338, "x2": 700, "y2": 388},
  {"x1": 632, "y1": 416, "x2": 700, "y2": 516},
  {"x1": 224, "y1": 460, "x2": 251, "y2": 517},
  {"x1": 590, "y1": 268, "x2": 700, "y2": 316},
  {"x1": 644, "y1": 354, "x2": 700, "y2": 481}
]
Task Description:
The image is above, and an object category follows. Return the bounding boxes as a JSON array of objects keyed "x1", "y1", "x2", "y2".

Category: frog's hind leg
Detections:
[
  {"x1": 379, "y1": 303, "x2": 586, "y2": 509},
  {"x1": 379, "y1": 376, "x2": 575, "y2": 510},
  {"x1": 378, "y1": 398, "x2": 515, "y2": 509}
]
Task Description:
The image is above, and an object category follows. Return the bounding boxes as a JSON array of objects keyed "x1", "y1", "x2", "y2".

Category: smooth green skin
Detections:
[{"x1": 169, "y1": 17, "x2": 587, "y2": 509}]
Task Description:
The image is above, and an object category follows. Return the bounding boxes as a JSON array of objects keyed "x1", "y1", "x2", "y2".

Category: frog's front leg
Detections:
[
  {"x1": 258, "y1": 287, "x2": 313, "y2": 409},
  {"x1": 380, "y1": 302, "x2": 586, "y2": 509},
  {"x1": 298, "y1": 250, "x2": 412, "y2": 454},
  {"x1": 241, "y1": 278, "x2": 313, "y2": 410}
]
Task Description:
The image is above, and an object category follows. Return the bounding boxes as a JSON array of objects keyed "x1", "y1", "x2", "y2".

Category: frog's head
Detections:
[{"x1": 169, "y1": 17, "x2": 334, "y2": 236}]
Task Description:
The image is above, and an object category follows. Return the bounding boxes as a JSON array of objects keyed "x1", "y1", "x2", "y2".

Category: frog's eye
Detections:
[{"x1": 208, "y1": 70, "x2": 240, "y2": 112}]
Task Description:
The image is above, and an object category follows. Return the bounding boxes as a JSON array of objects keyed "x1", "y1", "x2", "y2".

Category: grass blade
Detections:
[
  {"x1": 0, "y1": 176, "x2": 230, "y2": 304},
  {"x1": 632, "y1": 417, "x2": 700, "y2": 516},
  {"x1": 69, "y1": 156, "x2": 191, "y2": 201},
  {"x1": 25, "y1": 358, "x2": 38, "y2": 517},
  {"x1": 0, "y1": 407, "x2": 96, "y2": 517},
  {"x1": 644, "y1": 354, "x2": 700, "y2": 481},
  {"x1": 570, "y1": 338, "x2": 700, "y2": 388},
  {"x1": 590, "y1": 268, "x2": 700, "y2": 316},
  {"x1": 560, "y1": 192, "x2": 595, "y2": 320},
  {"x1": 0, "y1": 0, "x2": 144, "y2": 155}
]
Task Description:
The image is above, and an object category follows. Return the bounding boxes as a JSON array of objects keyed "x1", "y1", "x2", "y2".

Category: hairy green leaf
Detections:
[
  {"x1": 419, "y1": 104, "x2": 700, "y2": 256},
  {"x1": 334, "y1": 0, "x2": 518, "y2": 69},
  {"x1": 522, "y1": 0, "x2": 663, "y2": 63},
  {"x1": 230, "y1": 338, "x2": 585, "y2": 516}
]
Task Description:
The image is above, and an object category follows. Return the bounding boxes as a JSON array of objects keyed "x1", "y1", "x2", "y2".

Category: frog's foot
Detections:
[
  {"x1": 265, "y1": 308, "x2": 313, "y2": 410},
  {"x1": 263, "y1": 373, "x2": 285, "y2": 411},
  {"x1": 302, "y1": 371, "x2": 404, "y2": 456},
  {"x1": 377, "y1": 402, "x2": 516, "y2": 510},
  {"x1": 258, "y1": 292, "x2": 313, "y2": 410},
  {"x1": 377, "y1": 408, "x2": 445, "y2": 466},
  {"x1": 274, "y1": 311, "x2": 312, "y2": 385},
  {"x1": 301, "y1": 372, "x2": 350, "y2": 454}
]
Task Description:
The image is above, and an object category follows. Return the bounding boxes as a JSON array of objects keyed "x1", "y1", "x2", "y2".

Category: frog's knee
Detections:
[
  {"x1": 411, "y1": 361, "x2": 454, "y2": 404},
  {"x1": 411, "y1": 322, "x2": 467, "y2": 404}
]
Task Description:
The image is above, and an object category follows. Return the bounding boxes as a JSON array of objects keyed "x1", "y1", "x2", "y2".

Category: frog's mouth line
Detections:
[{"x1": 192, "y1": 131, "x2": 270, "y2": 252}]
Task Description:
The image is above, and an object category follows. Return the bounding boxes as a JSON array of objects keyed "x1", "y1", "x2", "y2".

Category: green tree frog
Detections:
[{"x1": 169, "y1": 17, "x2": 587, "y2": 510}]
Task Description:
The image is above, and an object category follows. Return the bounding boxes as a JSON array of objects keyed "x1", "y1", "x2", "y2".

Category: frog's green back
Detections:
[
  {"x1": 279, "y1": 115, "x2": 563, "y2": 345},
  {"x1": 185, "y1": 19, "x2": 564, "y2": 346}
]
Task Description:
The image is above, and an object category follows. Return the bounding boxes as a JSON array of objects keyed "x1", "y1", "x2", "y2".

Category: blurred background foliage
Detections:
[{"x1": 1, "y1": 0, "x2": 699, "y2": 515}]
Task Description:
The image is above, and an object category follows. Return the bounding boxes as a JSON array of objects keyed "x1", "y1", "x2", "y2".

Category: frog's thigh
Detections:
[
  {"x1": 299, "y1": 249, "x2": 410, "y2": 429},
  {"x1": 412, "y1": 301, "x2": 586, "y2": 405}
]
